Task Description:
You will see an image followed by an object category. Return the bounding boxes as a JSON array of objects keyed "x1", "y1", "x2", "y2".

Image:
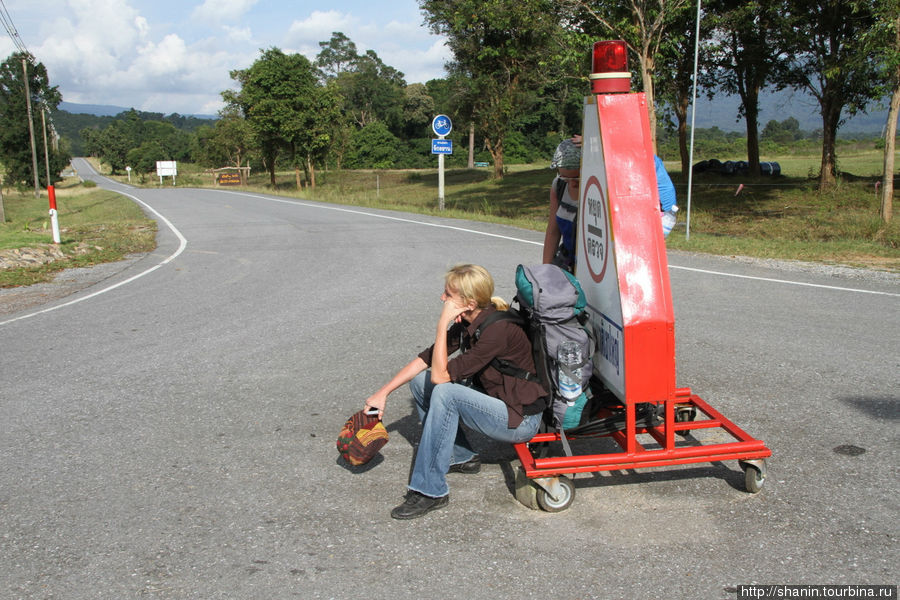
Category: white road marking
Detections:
[{"x1": 3, "y1": 185, "x2": 895, "y2": 327}]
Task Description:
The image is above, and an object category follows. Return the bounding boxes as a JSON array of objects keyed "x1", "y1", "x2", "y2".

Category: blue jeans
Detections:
[{"x1": 407, "y1": 370, "x2": 542, "y2": 498}]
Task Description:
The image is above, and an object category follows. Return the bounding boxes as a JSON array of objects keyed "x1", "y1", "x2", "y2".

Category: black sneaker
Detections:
[
  {"x1": 448, "y1": 456, "x2": 481, "y2": 474},
  {"x1": 391, "y1": 491, "x2": 449, "y2": 520}
]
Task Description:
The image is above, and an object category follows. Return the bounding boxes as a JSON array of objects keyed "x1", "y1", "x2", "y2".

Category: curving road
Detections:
[{"x1": 1, "y1": 158, "x2": 897, "y2": 598}]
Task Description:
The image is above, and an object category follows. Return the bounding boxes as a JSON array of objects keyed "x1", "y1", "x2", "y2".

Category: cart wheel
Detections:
[
  {"x1": 740, "y1": 460, "x2": 766, "y2": 493},
  {"x1": 675, "y1": 407, "x2": 697, "y2": 436},
  {"x1": 536, "y1": 477, "x2": 575, "y2": 512}
]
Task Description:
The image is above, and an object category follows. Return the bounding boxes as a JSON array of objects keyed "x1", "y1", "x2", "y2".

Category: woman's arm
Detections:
[
  {"x1": 542, "y1": 180, "x2": 562, "y2": 264},
  {"x1": 364, "y1": 356, "x2": 427, "y2": 418},
  {"x1": 430, "y1": 298, "x2": 469, "y2": 384}
]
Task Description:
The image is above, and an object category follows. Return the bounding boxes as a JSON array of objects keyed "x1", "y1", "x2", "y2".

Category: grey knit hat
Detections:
[{"x1": 551, "y1": 139, "x2": 581, "y2": 169}]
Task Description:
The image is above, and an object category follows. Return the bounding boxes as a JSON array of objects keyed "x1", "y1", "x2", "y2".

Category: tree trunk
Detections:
[
  {"x1": 638, "y1": 52, "x2": 658, "y2": 152},
  {"x1": 468, "y1": 122, "x2": 475, "y2": 169},
  {"x1": 675, "y1": 91, "x2": 690, "y2": 175},
  {"x1": 743, "y1": 89, "x2": 762, "y2": 177},
  {"x1": 294, "y1": 165, "x2": 302, "y2": 189},
  {"x1": 486, "y1": 137, "x2": 504, "y2": 179},
  {"x1": 881, "y1": 77, "x2": 899, "y2": 223},
  {"x1": 881, "y1": 15, "x2": 899, "y2": 223},
  {"x1": 818, "y1": 89, "x2": 842, "y2": 188},
  {"x1": 308, "y1": 156, "x2": 317, "y2": 189}
]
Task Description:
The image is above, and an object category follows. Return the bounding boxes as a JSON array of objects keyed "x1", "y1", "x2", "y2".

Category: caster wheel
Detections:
[
  {"x1": 675, "y1": 406, "x2": 697, "y2": 436},
  {"x1": 536, "y1": 476, "x2": 575, "y2": 512},
  {"x1": 740, "y1": 460, "x2": 766, "y2": 493}
]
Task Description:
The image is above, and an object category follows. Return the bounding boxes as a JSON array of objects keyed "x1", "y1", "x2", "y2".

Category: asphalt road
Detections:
[{"x1": 1, "y1": 159, "x2": 898, "y2": 599}]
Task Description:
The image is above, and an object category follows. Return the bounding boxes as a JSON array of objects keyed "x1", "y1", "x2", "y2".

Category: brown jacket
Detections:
[{"x1": 418, "y1": 306, "x2": 548, "y2": 428}]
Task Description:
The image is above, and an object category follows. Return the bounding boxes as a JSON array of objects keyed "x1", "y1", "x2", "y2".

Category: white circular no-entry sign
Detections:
[{"x1": 581, "y1": 174, "x2": 610, "y2": 283}]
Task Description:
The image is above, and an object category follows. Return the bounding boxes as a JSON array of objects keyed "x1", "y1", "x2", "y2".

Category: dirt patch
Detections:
[
  {"x1": 0, "y1": 253, "x2": 145, "y2": 317},
  {"x1": 0, "y1": 243, "x2": 101, "y2": 270}
]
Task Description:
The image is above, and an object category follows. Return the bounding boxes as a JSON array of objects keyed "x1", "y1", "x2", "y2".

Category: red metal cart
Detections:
[{"x1": 513, "y1": 386, "x2": 772, "y2": 512}]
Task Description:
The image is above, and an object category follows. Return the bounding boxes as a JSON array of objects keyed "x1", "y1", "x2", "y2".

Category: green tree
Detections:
[
  {"x1": 333, "y1": 50, "x2": 406, "y2": 131},
  {"x1": 420, "y1": 0, "x2": 561, "y2": 178},
  {"x1": 225, "y1": 47, "x2": 333, "y2": 188},
  {"x1": 195, "y1": 105, "x2": 255, "y2": 173},
  {"x1": 127, "y1": 140, "x2": 166, "y2": 176},
  {"x1": 761, "y1": 117, "x2": 802, "y2": 144},
  {"x1": 80, "y1": 127, "x2": 103, "y2": 157},
  {"x1": 0, "y1": 53, "x2": 68, "y2": 187},
  {"x1": 705, "y1": 0, "x2": 789, "y2": 176},
  {"x1": 567, "y1": 0, "x2": 692, "y2": 151},
  {"x1": 291, "y1": 83, "x2": 342, "y2": 187},
  {"x1": 655, "y1": 5, "x2": 715, "y2": 173},
  {"x1": 777, "y1": 0, "x2": 887, "y2": 188},
  {"x1": 96, "y1": 122, "x2": 132, "y2": 174},
  {"x1": 315, "y1": 32, "x2": 359, "y2": 79},
  {"x1": 857, "y1": 0, "x2": 899, "y2": 223},
  {"x1": 402, "y1": 83, "x2": 436, "y2": 139},
  {"x1": 347, "y1": 121, "x2": 400, "y2": 169}
]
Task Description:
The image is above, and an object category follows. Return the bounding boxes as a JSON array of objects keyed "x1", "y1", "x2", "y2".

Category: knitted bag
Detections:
[{"x1": 337, "y1": 410, "x2": 389, "y2": 466}]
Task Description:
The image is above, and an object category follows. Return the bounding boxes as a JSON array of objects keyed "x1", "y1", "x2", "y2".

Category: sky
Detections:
[{"x1": 0, "y1": 0, "x2": 450, "y2": 116}]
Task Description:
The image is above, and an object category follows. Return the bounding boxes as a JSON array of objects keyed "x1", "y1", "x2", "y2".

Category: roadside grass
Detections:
[
  {"x1": 0, "y1": 175, "x2": 157, "y2": 287},
  {"x1": 664, "y1": 168, "x2": 899, "y2": 269},
  {"x1": 50, "y1": 151, "x2": 900, "y2": 278}
]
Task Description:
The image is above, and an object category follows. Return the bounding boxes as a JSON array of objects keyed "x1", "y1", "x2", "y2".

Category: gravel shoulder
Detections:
[{"x1": 0, "y1": 254, "x2": 147, "y2": 316}]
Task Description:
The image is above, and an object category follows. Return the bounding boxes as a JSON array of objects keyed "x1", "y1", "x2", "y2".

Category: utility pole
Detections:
[
  {"x1": 41, "y1": 108, "x2": 51, "y2": 185},
  {"x1": 22, "y1": 57, "x2": 40, "y2": 198}
]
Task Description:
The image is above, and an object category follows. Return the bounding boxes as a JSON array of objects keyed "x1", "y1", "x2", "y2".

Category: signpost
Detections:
[
  {"x1": 156, "y1": 161, "x2": 177, "y2": 186},
  {"x1": 432, "y1": 114, "x2": 452, "y2": 210},
  {"x1": 431, "y1": 139, "x2": 453, "y2": 154}
]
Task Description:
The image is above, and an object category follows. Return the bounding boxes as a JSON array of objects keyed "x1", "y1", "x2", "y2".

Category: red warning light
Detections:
[{"x1": 590, "y1": 40, "x2": 631, "y2": 94}]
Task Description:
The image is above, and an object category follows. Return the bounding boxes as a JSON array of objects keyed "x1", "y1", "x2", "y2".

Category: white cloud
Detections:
[
  {"x1": 286, "y1": 10, "x2": 356, "y2": 44},
  {"x1": 283, "y1": 12, "x2": 448, "y2": 83},
  {"x1": 224, "y1": 25, "x2": 253, "y2": 43},
  {"x1": 9, "y1": 0, "x2": 446, "y2": 114},
  {"x1": 192, "y1": 0, "x2": 259, "y2": 23},
  {"x1": 135, "y1": 16, "x2": 150, "y2": 39}
]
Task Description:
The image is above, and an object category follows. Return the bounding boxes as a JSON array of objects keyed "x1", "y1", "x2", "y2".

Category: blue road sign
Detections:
[
  {"x1": 432, "y1": 114, "x2": 452, "y2": 137},
  {"x1": 432, "y1": 139, "x2": 453, "y2": 154}
]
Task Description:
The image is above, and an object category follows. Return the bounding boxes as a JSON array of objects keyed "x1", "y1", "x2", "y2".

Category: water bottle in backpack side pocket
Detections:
[{"x1": 557, "y1": 340, "x2": 583, "y2": 404}]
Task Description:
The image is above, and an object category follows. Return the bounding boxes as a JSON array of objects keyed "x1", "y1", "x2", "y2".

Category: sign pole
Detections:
[
  {"x1": 431, "y1": 115, "x2": 453, "y2": 212},
  {"x1": 438, "y1": 138, "x2": 445, "y2": 211}
]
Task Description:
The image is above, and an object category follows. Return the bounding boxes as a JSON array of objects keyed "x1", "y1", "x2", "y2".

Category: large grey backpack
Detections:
[
  {"x1": 513, "y1": 264, "x2": 592, "y2": 428},
  {"x1": 474, "y1": 264, "x2": 593, "y2": 446}
]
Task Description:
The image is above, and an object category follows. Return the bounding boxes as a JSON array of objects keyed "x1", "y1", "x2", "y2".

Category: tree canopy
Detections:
[{"x1": 0, "y1": 53, "x2": 69, "y2": 188}]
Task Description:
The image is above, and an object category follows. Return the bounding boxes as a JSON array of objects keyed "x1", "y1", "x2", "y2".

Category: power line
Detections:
[{"x1": 0, "y1": 0, "x2": 32, "y2": 59}]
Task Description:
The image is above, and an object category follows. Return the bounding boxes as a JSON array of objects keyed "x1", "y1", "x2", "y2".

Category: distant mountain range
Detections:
[
  {"x1": 59, "y1": 89, "x2": 894, "y2": 136},
  {"x1": 58, "y1": 101, "x2": 217, "y2": 120},
  {"x1": 690, "y1": 88, "x2": 893, "y2": 135}
]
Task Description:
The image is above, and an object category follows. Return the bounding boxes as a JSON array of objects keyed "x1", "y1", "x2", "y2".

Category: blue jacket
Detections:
[{"x1": 654, "y1": 156, "x2": 677, "y2": 212}]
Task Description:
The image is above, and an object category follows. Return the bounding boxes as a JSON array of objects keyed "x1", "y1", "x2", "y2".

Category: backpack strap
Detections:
[
  {"x1": 556, "y1": 177, "x2": 577, "y2": 213},
  {"x1": 470, "y1": 310, "x2": 541, "y2": 383}
]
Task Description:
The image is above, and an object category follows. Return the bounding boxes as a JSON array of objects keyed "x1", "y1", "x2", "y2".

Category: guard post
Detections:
[
  {"x1": 511, "y1": 41, "x2": 770, "y2": 512},
  {"x1": 576, "y1": 41, "x2": 675, "y2": 433}
]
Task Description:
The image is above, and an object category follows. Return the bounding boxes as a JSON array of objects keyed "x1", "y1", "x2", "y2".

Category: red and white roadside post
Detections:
[{"x1": 48, "y1": 185, "x2": 61, "y2": 244}]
